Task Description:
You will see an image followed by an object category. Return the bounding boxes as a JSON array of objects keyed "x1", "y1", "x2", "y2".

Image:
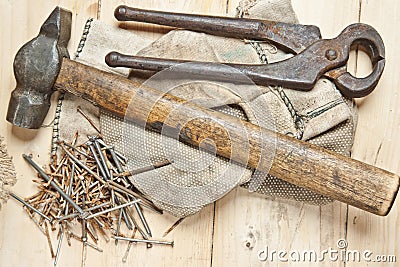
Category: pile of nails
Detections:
[{"x1": 10, "y1": 130, "x2": 174, "y2": 266}]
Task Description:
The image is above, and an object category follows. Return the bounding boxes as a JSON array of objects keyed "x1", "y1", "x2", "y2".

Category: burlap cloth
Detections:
[
  {"x1": 0, "y1": 136, "x2": 17, "y2": 211},
  {"x1": 54, "y1": 0, "x2": 357, "y2": 217}
]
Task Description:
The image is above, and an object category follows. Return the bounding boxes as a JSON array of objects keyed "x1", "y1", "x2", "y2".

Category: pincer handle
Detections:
[{"x1": 113, "y1": 5, "x2": 321, "y2": 54}]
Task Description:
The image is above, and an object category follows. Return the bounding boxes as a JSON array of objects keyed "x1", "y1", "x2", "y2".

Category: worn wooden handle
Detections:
[{"x1": 55, "y1": 58, "x2": 399, "y2": 216}]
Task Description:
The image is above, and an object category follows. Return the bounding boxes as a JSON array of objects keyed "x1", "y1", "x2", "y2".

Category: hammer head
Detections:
[{"x1": 6, "y1": 7, "x2": 72, "y2": 129}]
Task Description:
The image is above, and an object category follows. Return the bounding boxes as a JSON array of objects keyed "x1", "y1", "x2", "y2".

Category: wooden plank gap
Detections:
[
  {"x1": 210, "y1": 203, "x2": 216, "y2": 267},
  {"x1": 225, "y1": 0, "x2": 230, "y2": 14},
  {"x1": 343, "y1": 206, "x2": 349, "y2": 267},
  {"x1": 358, "y1": 0, "x2": 363, "y2": 22},
  {"x1": 97, "y1": 0, "x2": 101, "y2": 20},
  {"x1": 353, "y1": 0, "x2": 363, "y2": 87}
]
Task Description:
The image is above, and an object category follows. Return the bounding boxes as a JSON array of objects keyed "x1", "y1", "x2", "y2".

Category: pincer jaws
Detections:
[{"x1": 324, "y1": 23, "x2": 385, "y2": 98}]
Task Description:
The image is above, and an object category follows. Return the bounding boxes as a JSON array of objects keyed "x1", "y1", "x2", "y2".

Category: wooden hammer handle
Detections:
[{"x1": 55, "y1": 58, "x2": 399, "y2": 216}]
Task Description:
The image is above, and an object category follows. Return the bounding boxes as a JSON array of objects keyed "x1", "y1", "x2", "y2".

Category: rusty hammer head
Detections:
[{"x1": 6, "y1": 7, "x2": 72, "y2": 129}]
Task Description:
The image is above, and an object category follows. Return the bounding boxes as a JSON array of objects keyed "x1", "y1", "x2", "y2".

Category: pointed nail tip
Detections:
[{"x1": 22, "y1": 153, "x2": 32, "y2": 160}]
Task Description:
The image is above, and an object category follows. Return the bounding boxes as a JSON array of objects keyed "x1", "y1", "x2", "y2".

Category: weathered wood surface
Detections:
[{"x1": 0, "y1": 0, "x2": 399, "y2": 266}]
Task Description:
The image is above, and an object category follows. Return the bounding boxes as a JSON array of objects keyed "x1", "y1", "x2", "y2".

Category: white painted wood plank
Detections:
[{"x1": 346, "y1": 0, "x2": 400, "y2": 266}]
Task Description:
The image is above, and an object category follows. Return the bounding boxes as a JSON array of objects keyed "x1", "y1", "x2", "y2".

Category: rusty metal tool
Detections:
[
  {"x1": 107, "y1": 5, "x2": 385, "y2": 98},
  {"x1": 6, "y1": 7, "x2": 399, "y2": 216}
]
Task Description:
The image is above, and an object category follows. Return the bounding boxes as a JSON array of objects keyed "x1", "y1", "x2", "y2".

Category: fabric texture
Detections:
[
  {"x1": 54, "y1": 0, "x2": 357, "y2": 218},
  {"x1": 0, "y1": 136, "x2": 16, "y2": 211}
]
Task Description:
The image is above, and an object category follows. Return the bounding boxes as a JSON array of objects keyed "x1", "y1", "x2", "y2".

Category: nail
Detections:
[
  {"x1": 87, "y1": 141, "x2": 108, "y2": 181},
  {"x1": 86, "y1": 227, "x2": 97, "y2": 244},
  {"x1": 88, "y1": 181, "x2": 99, "y2": 190},
  {"x1": 123, "y1": 204, "x2": 148, "y2": 240},
  {"x1": 77, "y1": 106, "x2": 101, "y2": 134},
  {"x1": 81, "y1": 196, "x2": 87, "y2": 243},
  {"x1": 52, "y1": 155, "x2": 68, "y2": 174},
  {"x1": 87, "y1": 221, "x2": 99, "y2": 242},
  {"x1": 81, "y1": 241, "x2": 87, "y2": 267},
  {"x1": 115, "y1": 208, "x2": 123, "y2": 246},
  {"x1": 45, "y1": 221, "x2": 55, "y2": 258},
  {"x1": 114, "y1": 196, "x2": 133, "y2": 230},
  {"x1": 163, "y1": 218, "x2": 184, "y2": 238},
  {"x1": 96, "y1": 139, "x2": 127, "y2": 163},
  {"x1": 111, "y1": 189, "x2": 115, "y2": 207},
  {"x1": 70, "y1": 131, "x2": 79, "y2": 147},
  {"x1": 85, "y1": 199, "x2": 140, "y2": 219},
  {"x1": 93, "y1": 217, "x2": 106, "y2": 229},
  {"x1": 93, "y1": 138, "x2": 111, "y2": 179},
  {"x1": 64, "y1": 223, "x2": 72, "y2": 246},
  {"x1": 26, "y1": 191, "x2": 44, "y2": 202},
  {"x1": 108, "y1": 146, "x2": 131, "y2": 187},
  {"x1": 64, "y1": 164, "x2": 76, "y2": 216},
  {"x1": 85, "y1": 201, "x2": 112, "y2": 212},
  {"x1": 10, "y1": 192, "x2": 52, "y2": 222},
  {"x1": 114, "y1": 159, "x2": 171, "y2": 177},
  {"x1": 112, "y1": 236, "x2": 174, "y2": 246},
  {"x1": 63, "y1": 142, "x2": 94, "y2": 159},
  {"x1": 122, "y1": 228, "x2": 137, "y2": 262},
  {"x1": 54, "y1": 224, "x2": 64, "y2": 266},
  {"x1": 42, "y1": 201, "x2": 54, "y2": 218},
  {"x1": 86, "y1": 241, "x2": 103, "y2": 252},
  {"x1": 69, "y1": 230, "x2": 82, "y2": 242},
  {"x1": 93, "y1": 220, "x2": 109, "y2": 242},
  {"x1": 134, "y1": 201, "x2": 152, "y2": 237}
]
